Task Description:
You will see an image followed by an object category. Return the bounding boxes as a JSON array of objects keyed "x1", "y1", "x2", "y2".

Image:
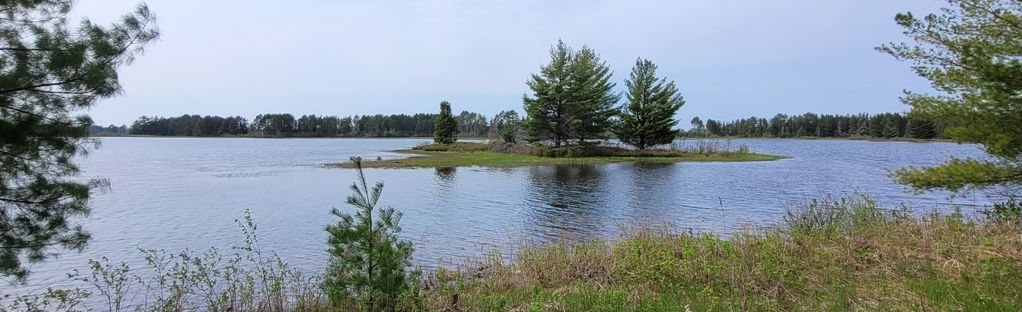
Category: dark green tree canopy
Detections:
[
  {"x1": 0, "y1": 0, "x2": 158, "y2": 281},
  {"x1": 523, "y1": 40, "x2": 618, "y2": 147},
  {"x1": 568, "y1": 46, "x2": 619, "y2": 143},
  {"x1": 613, "y1": 58, "x2": 685, "y2": 150},
  {"x1": 433, "y1": 100, "x2": 458, "y2": 144},
  {"x1": 489, "y1": 110, "x2": 521, "y2": 143},
  {"x1": 879, "y1": 0, "x2": 1022, "y2": 197}
]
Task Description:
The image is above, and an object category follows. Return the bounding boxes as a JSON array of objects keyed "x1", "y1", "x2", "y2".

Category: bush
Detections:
[
  {"x1": 987, "y1": 199, "x2": 1022, "y2": 221},
  {"x1": 323, "y1": 157, "x2": 419, "y2": 311}
]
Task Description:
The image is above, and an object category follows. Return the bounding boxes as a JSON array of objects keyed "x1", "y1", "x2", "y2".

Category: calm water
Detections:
[{"x1": 5, "y1": 137, "x2": 990, "y2": 292}]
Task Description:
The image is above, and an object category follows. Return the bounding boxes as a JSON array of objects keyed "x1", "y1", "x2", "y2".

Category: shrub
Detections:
[{"x1": 323, "y1": 157, "x2": 419, "y2": 311}]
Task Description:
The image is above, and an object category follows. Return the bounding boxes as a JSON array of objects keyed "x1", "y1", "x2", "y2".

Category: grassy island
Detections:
[{"x1": 330, "y1": 142, "x2": 784, "y2": 169}]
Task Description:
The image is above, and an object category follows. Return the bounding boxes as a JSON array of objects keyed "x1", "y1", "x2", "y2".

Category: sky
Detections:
[{"x1": 73, "y1": 0, "x2": 945, "y2": 126}]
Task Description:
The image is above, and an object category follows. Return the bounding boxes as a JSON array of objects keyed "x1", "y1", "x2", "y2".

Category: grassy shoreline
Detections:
[
  {"x1": 328, "y1": 142, "x2": 785, "y2": 169},
  {"x1": 4, "y1": 195, "x2": 1018, "y2": 311},
  {"x1": 421, "y1": 196, "x2": 1020, "y2": 311},
  {"x1": 331, "y1": 149, "x2": 783, "y2": 169}
]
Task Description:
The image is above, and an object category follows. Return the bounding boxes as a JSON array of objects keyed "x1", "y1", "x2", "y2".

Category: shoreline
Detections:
[
  {"x1": 94, "y1": 134, "x2": 952, "y2": 143},
  {"x1": 328, "y1": 149, "x2": 786, "y2": 169}
]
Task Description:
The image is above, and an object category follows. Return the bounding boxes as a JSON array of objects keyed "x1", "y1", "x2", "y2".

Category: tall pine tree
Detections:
[
  {"x1": 613, "y1": 58, "x2": 685, "y2": 150},
  {"x1": 523, "y1": 40, "x2": 574, "y2": 147},
  {"x1": 523, "y1": 40, "x2": 619, "y2": 147},
  {"x1": 568, "y1": 46, "x2": 619, "y2": 144},
  {"x1": 433, "y1": 101, "x2": 458, "y2": 144}
]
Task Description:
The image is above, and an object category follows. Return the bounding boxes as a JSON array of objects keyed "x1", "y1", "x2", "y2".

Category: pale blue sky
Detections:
[{"x1": 76, "y1": 0, "x2": 943, "y2": 126}]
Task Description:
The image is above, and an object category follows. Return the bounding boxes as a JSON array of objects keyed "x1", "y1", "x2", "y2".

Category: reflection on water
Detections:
[
  {"x1": 525, "y1": 165, "x2": 607, "y2": 242},
  {"x1": 434, "y1": 167, "x2": 456, "y2": 180},
  {"x1": 1, "y1": 137, "x2": 994, "y2": 295}
]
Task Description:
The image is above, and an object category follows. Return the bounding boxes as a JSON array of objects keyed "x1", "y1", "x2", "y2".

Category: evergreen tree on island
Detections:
[
  {"x1": 523, "y1": 40, "x2": 618, "y2": 147},
  {"x1": 614, "y1": 58, "x2": 686, "y2": 150},
  {"x1": 433, "y1": 101, "x2": 458, "y2": 144},
  {"x1": 568, "y1": 46, "x2": 619, "y2": 143}
]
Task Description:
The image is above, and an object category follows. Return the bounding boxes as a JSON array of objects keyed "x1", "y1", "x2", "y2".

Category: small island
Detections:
[{"x1": 330, "y1": 142, "x2": 784, "y2": 168}]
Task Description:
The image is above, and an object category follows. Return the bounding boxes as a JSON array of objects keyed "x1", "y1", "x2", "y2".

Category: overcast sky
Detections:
[{"x1": 75, "y1": 0, "x2": 943, "y2": 126}]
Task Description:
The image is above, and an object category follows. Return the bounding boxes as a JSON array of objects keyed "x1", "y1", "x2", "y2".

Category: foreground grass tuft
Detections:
[{"x1": 421, "y1": 195, "x2": 1022, "y2": 311}]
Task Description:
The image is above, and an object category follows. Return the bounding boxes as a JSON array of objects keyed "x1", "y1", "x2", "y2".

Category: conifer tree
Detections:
[
  {"x1": 613, "y1": 58, "x2": 685, "y2": 150},
  {"x1": 881, "y1": 0, "x2": 1022, "y2": 199},
  {"x1": 324, "y1": 157, "x2": 417, "y2": 311},
  {"x1": 0, "y1": 1, "x2": 159, "y2": 281},
  {"x1": 523, "y1": 40, "x2": 574, "y2": 147},
  {"x1": 490, "y1": 110, "x2": 522, "y2": 143},
  {"x1": 568, "y1": 46, "x2": 619, "y2": 144},
  {"x1": 433, "y1": 101, "x2": 458, "y2": 144}
]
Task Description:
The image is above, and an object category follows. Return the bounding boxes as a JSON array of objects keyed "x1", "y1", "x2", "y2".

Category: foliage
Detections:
[
  {"x1": 422, "y1": 195, "x2": 1022, "y2": 311},
  {"x1": 613, "y1": 58, "x2": 685, "y2": 149},
  {"x1": 879, "y1": 0, "x2": 1022, "y2": 198},
  {"x1": 454, "y1": 111, "x2": 488, "y2": 138},
  {"x1": 340, "y1": 140, "x2": 778, "y2": 169},
  {"x1": 412, "y1": 142, "x2": 491, "y2": 152},
  {"x1": 0, "y1": 210, "x2": 326, "y2": 311},
  {"x1": 131, "y1": 114, "x2": 249, "y2": 136},
  {"x1": 568, "y1": 46, "x2": 619, "y2": 143},
  {"x1": 489, "y1": 110, "x2": 522, "y2": 143},
  {"x1": 691, "y1": 112, "x2": 942, "y2": 139},
  {"x1": 523, "y1": 40, "x2": 619, "y2": 147},
  {"x1": 0, "y1": 0, "x2": 159, "y2": 281},
  {"x1": 128, "y1": 111, "x2": 493, "y2": 138},
  {"x1": 324, "y1": 157, "x2": 418, "y2": 311},
  {"x1": 433, "y1": 101, "x2": 458, "y2": 144}
]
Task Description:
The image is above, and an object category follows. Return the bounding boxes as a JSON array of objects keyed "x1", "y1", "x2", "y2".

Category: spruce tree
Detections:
[
  {"x1": 906, "y1": 113, "x2": 937, "y2": 139},
  {"x1": 613, "y1": 58, "x2": 685, "y2": 150},
  {"x1": 523, "y1": 40, "x2": 574, "y2": 147},
  {"x1": 324, "y1": 157, "x2": 417, "y2": 311},
  {"x1": 433, "y1": 101, "x2": 458, "y2": 144},
  {"x1": 0, "y1": 1, "x2": 159, "y2": 281},
  {"x1": 568, "y1": 46, "x2": 619, "y2": 144}
]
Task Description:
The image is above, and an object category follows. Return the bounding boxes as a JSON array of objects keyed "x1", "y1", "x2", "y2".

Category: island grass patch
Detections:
[{"x1": 331, "y1": 142, "x2": 785, "y2": 168}]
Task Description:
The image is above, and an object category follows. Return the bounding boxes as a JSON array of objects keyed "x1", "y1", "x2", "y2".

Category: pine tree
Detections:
[
  {"x1": 568, "y1": 46, "x2": 619, "y2": 144},
  {"x1": 490, "y1": 110, "x2": 522, "y2": 143},
  {"x1": 906, "y1": 113, "x2": 937, "y2": 139},
  {"x1": 613, "y1": 58, "x2": 685, "y2": 150},
  {"x1": 324, "y1": 157, "x2": 417, "y2": 311},
  {"x1": 0, "y1": 1, "x2": 159, "y2": 281},
  {"x1": 523, "y1": 40, "x2": 574, "y2": 147},
  {"x1": 433, "y1": 101, "x2": 458, "y2": 144}
]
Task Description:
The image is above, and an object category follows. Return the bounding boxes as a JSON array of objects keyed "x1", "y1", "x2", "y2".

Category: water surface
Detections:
[{"x1": 5, "y1": 137, "x2": 990, "y2": 292}]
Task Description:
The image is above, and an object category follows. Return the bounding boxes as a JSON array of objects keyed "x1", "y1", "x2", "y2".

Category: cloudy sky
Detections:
[{"x1": 75, "y1": 0, "x2": 943, "y2": 126}]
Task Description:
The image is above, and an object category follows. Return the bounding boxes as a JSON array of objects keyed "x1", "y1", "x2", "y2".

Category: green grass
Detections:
[
  {"x1": 421, "y1": 195, "x2": 1022, "y2": 311},
  {"x1": 330, "y1": 142, "x2": 785, "y2": 168},
  {"x1": 11, "y1": 195, "x2": 1018, "y2": 311},
  {"x1": 331, "y1": 150, "x2": 783, "y2": 168}
]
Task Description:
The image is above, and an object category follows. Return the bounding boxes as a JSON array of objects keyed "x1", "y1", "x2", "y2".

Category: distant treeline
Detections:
[
  {"x1": 127, "y1": 112, "x2": 489, "y2": 137},
  {"x1": 90, "y1": 124, "x2": 129, "y2": 136},
  {"x1": 685, "y1": 113, "x2": 943, "y2": 139}
]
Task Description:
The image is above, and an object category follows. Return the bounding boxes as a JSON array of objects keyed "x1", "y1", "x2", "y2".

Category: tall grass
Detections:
[
  {"x1": 4, "y1": 195, "x2": 1018, "y2": 311},
  {"x1": 421, "y1": 194, "x2": 1021, "y2": 311},
  {"x1": 2, "y1": 210, "x2": 331, "y2": 312}
]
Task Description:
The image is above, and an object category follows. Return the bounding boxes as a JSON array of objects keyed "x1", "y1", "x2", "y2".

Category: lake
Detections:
[{"x1": 4, "y1": 137, "x2": 991, "y2": 293}]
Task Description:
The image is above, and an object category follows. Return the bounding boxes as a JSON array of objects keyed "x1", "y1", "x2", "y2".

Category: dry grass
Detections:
[{"x1": 422, "y1": 195, "x2": 1022, "y2": 311}]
